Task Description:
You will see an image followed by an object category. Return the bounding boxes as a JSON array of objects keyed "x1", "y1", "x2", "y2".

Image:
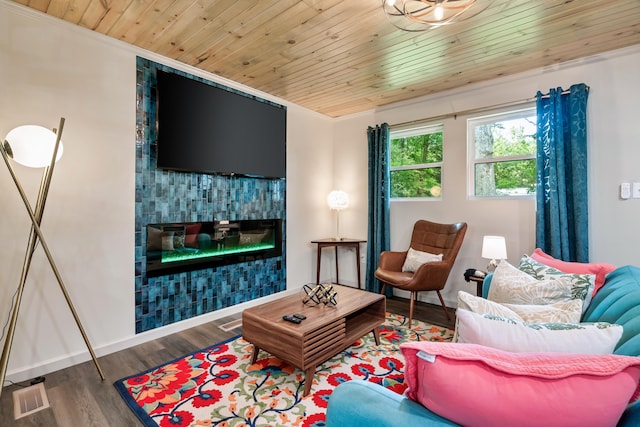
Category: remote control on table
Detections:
[{"x1": 283, "y1": 314, "x2": 302, "y2": 324}]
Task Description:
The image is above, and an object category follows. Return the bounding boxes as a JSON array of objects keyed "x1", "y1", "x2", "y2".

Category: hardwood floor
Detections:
[
  {"x1": 386, "y1": 296, "x2": 456, "y2": 330},
  {"x1": 0, "y1": 295, "x2": 454, "y2": 426}
]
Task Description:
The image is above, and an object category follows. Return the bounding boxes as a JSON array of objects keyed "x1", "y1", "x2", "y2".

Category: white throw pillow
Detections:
[
  {"x1": 401, "y1": 248, "x2": 443, "y2": 273},
  {"x1": 518, "y1": 254, "x2": 595, "y2": 313},
  {"x1": 489, "y1": 260, "x2": 576, "y2": 306},
  {"x1": 453, "y1": 308, "x2": 622, "y2": 354},
  {"x1": 457, "y1": 291, "x2": 582, "y2": 324}
]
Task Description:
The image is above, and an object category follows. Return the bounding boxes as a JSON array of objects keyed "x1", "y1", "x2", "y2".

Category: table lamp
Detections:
[
  {"x1": 327, "y1": 190, "x2": 349, "y2": 240},
  {"x1": 481, "y1": 235, "x2": 507, "y2": 271}
]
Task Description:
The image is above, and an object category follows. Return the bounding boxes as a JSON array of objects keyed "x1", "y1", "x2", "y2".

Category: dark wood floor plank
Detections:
[
  {"x1": 0, "y1": 295, "x2": 451, "y2": 426},
  {"x1": 49, "y1": 381, "x2": 110, "y2": 426}
]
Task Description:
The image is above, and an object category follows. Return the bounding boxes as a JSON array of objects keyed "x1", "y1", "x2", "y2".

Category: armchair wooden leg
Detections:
[
  {"x1": 380, "y1": 283, "x2": 387, "y2": 295},
  {"x1": 436, "y1": 290, "x2": 452, "y2": 321},
  {"x1": 408, "y1": 292, "x2": 415, "y2": 327}
]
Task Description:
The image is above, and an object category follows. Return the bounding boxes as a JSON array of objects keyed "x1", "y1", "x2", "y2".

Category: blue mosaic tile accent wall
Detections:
[{"x1": 135, "y1": 57, "x2": 286, "y2": 333}]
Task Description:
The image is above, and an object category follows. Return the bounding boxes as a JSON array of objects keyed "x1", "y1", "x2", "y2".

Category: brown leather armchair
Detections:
[{"x1": 374, "y1": 220, "x2": 467, "y2": 326}]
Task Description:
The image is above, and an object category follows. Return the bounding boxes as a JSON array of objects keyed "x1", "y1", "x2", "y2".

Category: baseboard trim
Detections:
[{"x1": 5, "y1": 289, "x2": 298, "y2": 384}]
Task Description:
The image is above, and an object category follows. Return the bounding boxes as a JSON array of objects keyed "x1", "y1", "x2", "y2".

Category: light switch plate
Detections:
[
  {"x1": 621, "y1": 183, "x2": 631, "y2": 199},
  {"x1": 633, "y1": 182, "x2": 640, "y2": 199}
]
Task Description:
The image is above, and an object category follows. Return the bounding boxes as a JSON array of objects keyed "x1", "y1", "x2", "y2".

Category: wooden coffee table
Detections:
[{"x1": 242, "y1": 285, "x2": 386, "y2": 396}]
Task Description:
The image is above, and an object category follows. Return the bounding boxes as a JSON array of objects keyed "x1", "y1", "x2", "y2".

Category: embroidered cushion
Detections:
[
  {"x1": 488, "y1": 260, "x2": 576, "y2": 305},
  {"x1": 530, "y1": 248, "x2": 616, "y2": 295},
  {"x1": 457, "y1": 290, "x2": 582, "y2": 324},
  {"x1": 518, "y1": 255, "x2": 596, "y2": 312},
  {"x1": 456, "y1": 290, "x2": 524, "y2": 321}
]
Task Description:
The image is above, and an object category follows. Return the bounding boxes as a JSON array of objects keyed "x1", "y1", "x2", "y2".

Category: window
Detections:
[
  {"x1": 390, "y1": 124, "x2": 444, "y2": 199},
  {"x1": 468, "y1": 108, "x2": 537, "y2": 197}
]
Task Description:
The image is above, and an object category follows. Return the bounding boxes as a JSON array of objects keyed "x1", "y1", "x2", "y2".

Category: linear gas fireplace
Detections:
[{"x1": 146, "y1": 219, "x2": 282, "y2": 277}]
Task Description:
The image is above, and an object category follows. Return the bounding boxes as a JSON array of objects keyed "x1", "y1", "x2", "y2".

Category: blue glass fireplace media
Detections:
[{"x1": 146, "y1": 219, "x2": 282, "y2": 277}]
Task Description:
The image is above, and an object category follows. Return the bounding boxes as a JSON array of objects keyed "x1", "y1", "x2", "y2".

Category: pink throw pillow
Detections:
[
  {"x1": 531, "y1": 248, "x2": 616, "y2": 295},
  {"x1": 401, "y1": 341, "x2": 640, "y2": 427}
]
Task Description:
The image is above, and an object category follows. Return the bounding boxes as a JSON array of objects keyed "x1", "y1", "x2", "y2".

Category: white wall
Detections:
[
  {"x1": 0, "y1": 2, "x2": 137, "y2": 381},
  {"x1": 335, "y1": 44, "x2": 640, "y2": 307},
  {"x1": 0, "y1": 1, "x2": 332, "y2": 382}
]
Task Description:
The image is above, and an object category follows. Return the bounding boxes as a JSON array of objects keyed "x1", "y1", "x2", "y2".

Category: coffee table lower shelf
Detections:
[{"x1": 242, "y1": 285, "x2": 385, "y2": 396}]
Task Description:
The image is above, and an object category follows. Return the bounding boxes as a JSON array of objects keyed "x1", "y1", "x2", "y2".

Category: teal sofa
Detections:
[{"x1": 326, "y1": 265, "x2": 640, "y2": 427}]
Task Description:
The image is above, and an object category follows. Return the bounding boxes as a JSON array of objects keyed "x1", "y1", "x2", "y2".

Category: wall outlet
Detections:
[
  {"x1": 621, "y1": 182, "x2": 631, "y2": 199},
  {"x1": 633, "y1": 182, "x2": 640, "y2": 199}
]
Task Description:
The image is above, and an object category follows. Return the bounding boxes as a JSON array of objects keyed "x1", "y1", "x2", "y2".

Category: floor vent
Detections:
[
  {"x1": 219, "y1": 319, "x2": 242, "y2": 332},
  {"x1": 13, "y1": 383, "x2": 50, "y2": 419}
]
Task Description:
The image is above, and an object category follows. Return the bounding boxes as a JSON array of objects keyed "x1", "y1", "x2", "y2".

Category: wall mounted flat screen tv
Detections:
[{"x1": 156, "y1": 70, "x2": 287, "y2": 179}]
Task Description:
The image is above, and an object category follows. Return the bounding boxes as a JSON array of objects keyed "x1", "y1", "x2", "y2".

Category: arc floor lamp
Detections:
[{"x1": 0, "y1": 118, "x2": 104, "y2": 398}]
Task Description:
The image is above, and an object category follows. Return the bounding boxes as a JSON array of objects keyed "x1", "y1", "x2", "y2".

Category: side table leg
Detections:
[
  {"x1": 316, "y1": 244, "x2": 322, "y2": 285},
  {"x1": 334, "y1": 246, "x2": 339, "y2": 285},
  {"x1": 372, "y1": 328, "x2": 380, "y2": 346},
  {"x1": 355, "y1": 244, "x2": 362, "y2": 289}
]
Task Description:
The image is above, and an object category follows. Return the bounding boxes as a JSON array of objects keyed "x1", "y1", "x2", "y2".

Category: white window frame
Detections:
[
  {"x1": 390, "y1": 123, "x2": 444, "y2": 201},
  {"x1": 467, "y1": 106, "x2": 537, "y2": 199}
]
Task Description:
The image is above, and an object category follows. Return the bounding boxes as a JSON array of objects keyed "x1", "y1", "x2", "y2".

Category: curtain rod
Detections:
[
  {"x1": 390, "y1": 97, "x2": 533, "y2": 129},
  {"x1": 389, "y1": 85, "x2": 589, "y2": 129}
]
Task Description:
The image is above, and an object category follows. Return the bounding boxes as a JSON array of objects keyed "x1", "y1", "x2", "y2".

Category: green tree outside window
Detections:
[
  {"x1": 390, "y1": 126, "x2": 443, "y2": 198},
  {"x1": 470, "y1": 109, "x2": 537, "y2": 197}
]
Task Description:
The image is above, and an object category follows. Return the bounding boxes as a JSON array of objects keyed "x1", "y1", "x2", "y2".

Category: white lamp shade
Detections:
[
  {"x1": 481, "y1": 235, "x2": 507, "y2": 260},
  {"x1": 4, "y1": 125, "x2": 63, "y2": 168},
  {"x1": 327, "y1": 190, "x2": 349, "y2": 210}
]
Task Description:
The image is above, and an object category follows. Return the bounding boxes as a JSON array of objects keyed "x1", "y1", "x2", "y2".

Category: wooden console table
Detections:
[
  {"x1": 311, "y1": 238, "x2": 366, "y2": 289},
  {"x1": 242, "y1": 285, "x2": 385, "y2": 396}
]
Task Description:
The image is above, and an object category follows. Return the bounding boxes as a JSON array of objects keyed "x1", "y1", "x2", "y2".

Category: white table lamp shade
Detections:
[
  {"x1": 482, "y1": 235, "x2": 507, "y2": 260},
  {"x1": 327, "y1": 190, "x2": 349, "y2": 210},
  {"x1": 4, "y1": 125, "x2": 63, "y2": 168}
]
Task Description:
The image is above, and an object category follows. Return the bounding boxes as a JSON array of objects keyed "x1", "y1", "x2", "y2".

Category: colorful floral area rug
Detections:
[{"x1": 114, "y1": 313, "x2": 453, "y2": 427}]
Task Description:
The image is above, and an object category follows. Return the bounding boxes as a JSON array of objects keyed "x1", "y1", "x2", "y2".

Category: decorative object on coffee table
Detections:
[{"x1": 301, "y1": 283, "x2": 338, "y2": 306}]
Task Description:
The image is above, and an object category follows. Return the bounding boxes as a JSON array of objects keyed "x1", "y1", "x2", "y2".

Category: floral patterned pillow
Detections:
[
  {"x1": 457, "y1": 290, "x2": 524, "y2": 320},
  {"x1": 457, "y1": 290, "x2": 582, "y2": 324},
  {"x1": 518, "y1": 254, "x2": 595, "y2": 312},
  {"x1": 488, "y1": 260, "x2": 578, "y2": 306}
]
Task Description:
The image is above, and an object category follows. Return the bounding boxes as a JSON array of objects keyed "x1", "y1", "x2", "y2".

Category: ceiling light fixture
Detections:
[{"x1": 382, "y1": 0, "x2": 489, "y2": 32}]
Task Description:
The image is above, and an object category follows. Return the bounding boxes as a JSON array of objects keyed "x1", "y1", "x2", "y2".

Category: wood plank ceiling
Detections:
[{"x1": 12, "y1": 0, "x2": 640, "y2": 117}]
